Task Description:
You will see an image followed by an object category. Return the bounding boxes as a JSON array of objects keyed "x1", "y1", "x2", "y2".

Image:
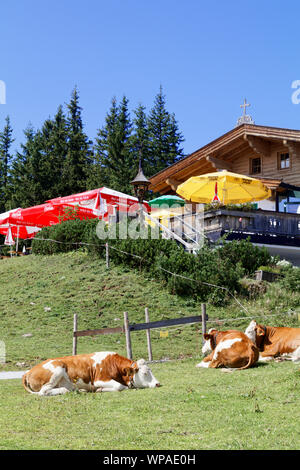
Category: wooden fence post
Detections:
[
  {"x1": 145, "y1": 307, "x2": 153, "y2": 361},
  {"x1": 105, "y1": 242, "x2": 109, "y2": 268},
  {"x1": 123, "y1": 311, "x2": 132, "y2": 360},
  {"x1": 201, "y1": 303, "x2": 207, "y2": 344},
  {"x1": 73, "y1": 314, "x2": 78, "y2": 355}
]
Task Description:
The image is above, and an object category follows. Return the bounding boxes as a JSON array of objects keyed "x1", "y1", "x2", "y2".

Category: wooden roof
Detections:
[{"x1": 149, "y1": 123, "x2": 300, "y2": 194}]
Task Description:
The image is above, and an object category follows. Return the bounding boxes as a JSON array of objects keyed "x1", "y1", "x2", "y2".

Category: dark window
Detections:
[
  {"x1": 278, "y1": 153, "x2": 290, "y2": 170},
  {"x1": 250, "y1": 157, "x2": 261, "y2": 175}
]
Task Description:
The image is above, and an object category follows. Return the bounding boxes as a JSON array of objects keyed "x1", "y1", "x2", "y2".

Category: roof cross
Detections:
[{"x1": 240, "y1": 98, "x2": 250, "y2": 116}]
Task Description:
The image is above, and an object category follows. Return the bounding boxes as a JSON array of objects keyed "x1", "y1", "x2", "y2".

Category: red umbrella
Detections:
[
  {"x1": 0, "y1": 224, "x2": 41, "y2": 240},
  {"x1": 48, "y1": 187, "x2": 150, "y2": 218},
  {"x1": 4, "y1": 226, "x2": 15, "y2": 246},
  {"x1": 8, "y1": 203, "x2": 99, "y2": 228},
  {"x1": 0, "y1": 208, "x2": 42, "y2": 241}
]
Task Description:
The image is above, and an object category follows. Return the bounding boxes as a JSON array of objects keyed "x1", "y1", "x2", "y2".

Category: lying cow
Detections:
[
  {"x1": 22, "y1": 351, "x2": 160, "y2": 396},
  {"x1": 196, "y1": 328, "x2": 259, "y2": 370},
  {"x1": 245, "y1": 320, "x2": 300, "y2": 362}
]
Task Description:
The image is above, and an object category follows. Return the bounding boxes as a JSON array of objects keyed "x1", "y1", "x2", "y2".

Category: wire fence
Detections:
[
  {"x1": 1, "y1": 234, "x2": 298, "y2": 329},
  {"x1": 1, "y1": 234, "x2": 299, "y2": 365}
]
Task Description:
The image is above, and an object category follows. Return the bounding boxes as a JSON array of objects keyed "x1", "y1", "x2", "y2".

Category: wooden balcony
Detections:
[{"x1": 203, "y1": 209, "x2": 300, "y2": 246}]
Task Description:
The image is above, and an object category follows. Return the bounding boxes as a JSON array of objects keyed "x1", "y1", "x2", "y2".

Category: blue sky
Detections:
[{"x1": 1, "y1": 0, "x2": 300, "y2": 156}]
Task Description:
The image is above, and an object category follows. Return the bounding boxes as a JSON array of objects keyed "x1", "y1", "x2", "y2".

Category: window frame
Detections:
[
  {"x1": 249, "y1": 156, "x2": 262, "y2": 175},
  {"x1": 277, "y1": 152, "x2": 290, "y2": 171}
]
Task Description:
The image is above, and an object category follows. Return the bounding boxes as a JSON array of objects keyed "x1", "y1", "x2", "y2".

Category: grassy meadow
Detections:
[
  {"x1": 1, "y1": 359, "x2": 300, "y2": 450},
  {"x1": 0, "y1": 251, "x2": 300, "y2": 450}
]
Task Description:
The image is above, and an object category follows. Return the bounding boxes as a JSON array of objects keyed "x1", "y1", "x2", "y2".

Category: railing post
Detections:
[
  {"x1": 123, "y1": 311, "x2": 132, "y2": 360},
  {"x1": 106, "y1": 242, "x2": 109, "y2": 268},
  {"x1": 145, "y1": 307, "x2": 153, "y2": 361},
  {"x1": 201, "y1": 303, "x2": 207, "y2": 345},
  {"x1": 73, "y1": 314, "x2": 78, "y2": 355}
]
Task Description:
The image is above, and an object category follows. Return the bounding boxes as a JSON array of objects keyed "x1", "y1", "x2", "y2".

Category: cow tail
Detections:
[
  {"x1": 22, "y1": 372, "x2": 38, "y2": 394},
  {"x1": 237, "y1": 344, "x2": 257, "y2": 370}
]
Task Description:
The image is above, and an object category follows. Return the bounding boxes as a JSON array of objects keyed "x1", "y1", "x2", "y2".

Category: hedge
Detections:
[{"x1": 32, "y1": 218, "x2": 273, "y2": 305}]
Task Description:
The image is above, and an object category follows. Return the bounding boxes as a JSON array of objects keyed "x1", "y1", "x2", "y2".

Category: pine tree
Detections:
[
  {"x1": 93, "y1": 97, "x2": 119, "y2": 189},
  {"x1": 63, "y1": 87, "x2": 93, "y2": 195},
  {"x1": 41, "y1": 105, "x2": 68, "y2": 198},
  {"x1": 131, "y1": 103, "x2": 151, "y2": 176},
  {"x1": 10, "y1": 125, "x2": 42, "y2": 208},
  {"x1": 94, "y1": 96, "x2": 137, "y2": 194},
  {"x1": 147, "y1": 86, "x2": 184, "y2": 175},
  {"x1": 10, "y1": 106, "x2": 70, "y2": 208},
  {"x1": 0, "y1": 116, "x2": 14, "y2": 211}
]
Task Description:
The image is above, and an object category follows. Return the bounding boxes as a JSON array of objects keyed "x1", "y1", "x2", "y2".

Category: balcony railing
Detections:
[{"x1": 203, "y1": 209, "x2": 300, "y2": 246}]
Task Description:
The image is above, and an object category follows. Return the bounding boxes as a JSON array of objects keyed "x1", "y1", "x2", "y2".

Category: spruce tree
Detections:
[
  {"x1": 63, "y1": 87, "x2": 93, "y2": 195},
  {"x1": 41, "y1": 105, "x2": 68, "y2": 198},
  {"x1": 94, "y1": 96, "x2": 137, "y2": 194},
  {"x1": 10, "y1": 125, "x2": 43, "y2": 208},
  {"x1": 0, "y1": 116, "x2": 14, "y2": 211},
  {"x1": 131, "y1": 103, "x2": 151, "y2": 176},
  {"x1": 10, "y1": 107, "x2": 70, "y2": 208},
  {"x1": 93, "y1": 97, "x2": 119, "y2": 189},
  {"x1": 147, "y1": 86, "x2": 184, "y2": 175}
]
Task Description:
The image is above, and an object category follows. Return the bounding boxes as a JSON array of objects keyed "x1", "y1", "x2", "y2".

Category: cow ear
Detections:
[
  {"x1": 137, "y1": 359, "x2": 146, "y2": 366},
  {"x1": 256, "y1": 326, "x2": 265, "y2": 336},
  {"x1": 124, "y1": 366, "x2": 138, "y2": 376},
  {"x1": 203, "y1": 333, "x2": 211, "y2": 340},
  {"x1": 123, "y1": 367, "x2": 131, "y2": 376}
]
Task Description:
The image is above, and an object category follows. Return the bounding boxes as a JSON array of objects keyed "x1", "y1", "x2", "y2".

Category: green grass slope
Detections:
[
  {"x1": 0, "y1": 251, "x2": 299, "y2": 371},
  {"x1": 1, "y1": 252, "x2": 300, "y2": 450},
  {"x1": 1, "y1": 360, "x2": 300, "y2": 450}
]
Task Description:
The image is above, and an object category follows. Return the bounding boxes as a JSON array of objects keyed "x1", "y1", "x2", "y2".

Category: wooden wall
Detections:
[{"x1": 230, "y1": 143, "x2": 300, "y2": 187}]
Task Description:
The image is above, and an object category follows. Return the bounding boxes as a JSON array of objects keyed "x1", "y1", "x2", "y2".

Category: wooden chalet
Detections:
[
  {"x1": 149, "y1": 122, "x2": 300, "y2": 212},
  {"x1": 148, "y1": 112, "x2": 300, "y2": 265}
]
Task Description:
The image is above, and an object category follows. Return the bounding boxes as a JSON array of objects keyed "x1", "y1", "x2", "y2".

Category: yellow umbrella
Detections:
[
  {"x1": 176, "y1": 170, "x2": 272, "y2": 204},
  {"x1": 145, "y1": 207, "x2": 184, "y2": 228}
]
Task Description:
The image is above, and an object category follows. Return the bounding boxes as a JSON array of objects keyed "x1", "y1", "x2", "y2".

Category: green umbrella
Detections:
[{"x1": 148, "y1": 195, "x2": 185, "y2": 207}]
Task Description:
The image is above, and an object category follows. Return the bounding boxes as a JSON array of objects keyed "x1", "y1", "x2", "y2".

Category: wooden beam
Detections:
[
  {"x1": 206, "y1": 155, "x2": 232, "y2": 171},
  {"x1": 244, "y1": 135, "x2": 271, "y2": 158},
  {"x1": 74, "y1": 326, "x2": 124, "y2": 337},
  {"x1": 166, "y1": 177, "x2": 181, "y2": 191},
  {"x1": 129, "y1": 315, "x2": 206, "y2": 332}
]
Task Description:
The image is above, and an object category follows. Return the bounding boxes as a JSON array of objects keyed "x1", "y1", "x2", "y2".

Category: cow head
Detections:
[
  {"x1": 122, "y1": 361, "x2": 140, "y2": 387},
  {"x1": 202, "y1": 328, "x2": 218, "y2": 355},
  {"x1": 131, "y1": 359, "x2": 161, "y2": 389},
  {"x1": 245, "y1": 320, "x2": 266, "y2": 348}
]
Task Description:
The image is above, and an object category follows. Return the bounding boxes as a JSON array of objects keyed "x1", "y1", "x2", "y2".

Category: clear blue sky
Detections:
[{"x1": 1, "y1": 0, "x2": 300, "y2": 156}]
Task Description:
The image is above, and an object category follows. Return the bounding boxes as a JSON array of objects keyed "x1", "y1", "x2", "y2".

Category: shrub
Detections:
[
  {"x1": 32, "y1": 218, "x2": 98, "y2": 255},
  {"x1": 32, "y1": 218, "x2": 274, "y2": 305},
  {"x1": 279, "y1": 266, "x2": 300, "y2": 292},
  {"x1": 217, "y1": 237, "x2": 272, "y2": 275}
]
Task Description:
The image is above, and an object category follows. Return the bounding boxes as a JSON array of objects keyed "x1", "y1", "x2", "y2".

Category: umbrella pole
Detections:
[
  {"x1": 9, "y1": 225, "x2": 12, "y2": 258},
  {"x1": 16, "y1": 226, "x2": 19, "y2": 256}
]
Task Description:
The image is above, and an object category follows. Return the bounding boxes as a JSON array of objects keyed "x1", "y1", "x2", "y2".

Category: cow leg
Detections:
[
  {"x1": 208, "y1": 359, "x2": 223, "y2": 369},
  {"x1": 291, "y1": 346, "x2": 300, "y2": 362},
  {"x1": 94, "y1": 379, "x2": 128, "y2": 392},
  {"x1": 196, "y1": 354, "x2": 213, "y2": 368},
  {"x1": 259, "y1": 347, "x2": 280, "y2": 362},
  {"x1": 40, "y1": 387, "x2": 71, "y2": 396},
  {"x1": 258, "y1": 354, "x2": 275, "y2": 362},
  {"x1": 38, "y1": 366, "x2": 73, "y2": 396}
]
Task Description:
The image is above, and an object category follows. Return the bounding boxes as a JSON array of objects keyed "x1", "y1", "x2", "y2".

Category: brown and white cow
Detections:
[
  {"x1": 196, "y1": 328, "x2": 259, "y2": 370},
  {"x1": 22, "y1": 351, "x2": 160, "y2": 396},
  {"x1": 245, "y1": 320, "x2": 300, "y2": 362}
]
